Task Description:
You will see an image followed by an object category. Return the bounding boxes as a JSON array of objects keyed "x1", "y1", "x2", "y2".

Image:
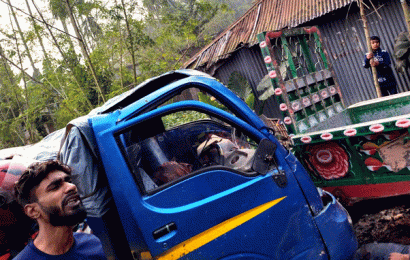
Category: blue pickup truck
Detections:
[{"x1": 0, "y1": 70, "x2": 357, "y2": 259}]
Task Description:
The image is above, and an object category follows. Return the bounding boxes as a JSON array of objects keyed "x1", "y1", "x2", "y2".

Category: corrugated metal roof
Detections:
[{"x1": 185, "y1": 0, "x2": 355, "y2": 70}]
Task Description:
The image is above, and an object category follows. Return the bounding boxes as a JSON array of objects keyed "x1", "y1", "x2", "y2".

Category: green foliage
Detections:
[
  {"x1": 393, "y1": 31, "x2": 410, "y2": 74},
  {"x1": 0, "y1": 0, "x2": 251, "y2": 148},
  {"x1": 198, "y1": 92, "x2": 227, "y2": 111},
  {"x1": 227, "y1": 71, "x2": 249, "y2": 99},
  {"x1": 162, "y1": 110, "x2": 209, "y2": 130},
  {"x1": 48, "y1": 0, "x2": 69, "y2": 19},
  {"x1": 227, "y1": 71, "x2": 255, "y2": 110},
  {"x1": 257, "y1": 74, "x2": 275, "y2": 101},
  {"x1": 245, "y1": 92, "x2": 255, "y2": 112},
  {"x1": 0, "y1": 56, "x2": 26, "y2": 147}
]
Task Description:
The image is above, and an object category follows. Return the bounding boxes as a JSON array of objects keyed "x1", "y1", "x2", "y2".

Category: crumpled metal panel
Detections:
[{"x1": 185, "y1": 0, "x2": 354, "y2": 70}]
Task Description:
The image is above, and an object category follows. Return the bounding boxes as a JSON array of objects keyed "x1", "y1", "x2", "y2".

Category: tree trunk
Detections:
[
  {"x1": 9, "y1": 15, "x2": 34, "y2": 144},
  {"x1": 0, "y1": 45, "x2": 23, "y2": 113},
  {"x1": 0, "y1": 51, "x2": 42, "y2": 85},
  {"x1": 121, "y1": 0, "x2": 137, "y2": 83},
  {"x1": 24, "y1": 0, "x2": 50, "y2": 62},
  {"x1": 64, "y1": 0, "x2": 106, "y2": 103},
  {"x1": 114, "y1": 0, "x2": 125, "y2": 90},
  {"x1": 0, "y1": 57, "x2": 18, "y2": 120},
  {"x1": 60, "y1": 18, "x2": 78, "y2": 54},
  {"x1": 358, "y1": 0, "x2": 382, "y2": 98},
  {"x1": 31, "y1": 0, "x2": 93, "y2": 110},
  {"x1": 76, "y1": 13, "x2": 92, "y2": 52},
  {"x1": 25, "y1": 0, "x2": 70, "y2": 102},
  {"x1": 7, "y1": 0, "x2": 38, "y2": 78}
]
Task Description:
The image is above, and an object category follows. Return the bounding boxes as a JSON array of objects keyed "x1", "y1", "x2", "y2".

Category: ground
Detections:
[{"x1": 348, "y1": 194, "x2": 410, "y2": 246}]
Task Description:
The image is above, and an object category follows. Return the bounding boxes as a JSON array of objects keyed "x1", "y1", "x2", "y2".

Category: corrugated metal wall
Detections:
[
  {"x1": 319, "y1": 0, "x2": 410, "y2": 106},
  {"x1": 213, "y1": 46, "x2": 282, "y2": 118},
  {"x1": 186, "y1": 0, "x2": 355, "y2": 69},
  {"x1": 212, "y1": 0, "x2": 410, "y2": 118}
]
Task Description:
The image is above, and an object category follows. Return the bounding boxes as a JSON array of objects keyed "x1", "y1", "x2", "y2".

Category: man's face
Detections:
[
  {"x1": 371, "y1": 40, "x2": 380, "y2": 51},
  {"x1": 34, "y1": 170, "x2": 86, "y2": 227}
]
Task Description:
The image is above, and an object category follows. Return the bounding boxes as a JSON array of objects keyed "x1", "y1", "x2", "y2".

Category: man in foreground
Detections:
[{"x1": 13, "y1": 160, "x2": 106, "y2": 259}]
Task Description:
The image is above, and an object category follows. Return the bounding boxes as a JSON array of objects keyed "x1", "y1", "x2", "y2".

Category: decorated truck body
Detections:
[
  {"x1": 0, "y1": 70, "x2": 357, "y2": 259},
  {"x1": 258, "y1": 26, "x2": 410, "y2": 205}
]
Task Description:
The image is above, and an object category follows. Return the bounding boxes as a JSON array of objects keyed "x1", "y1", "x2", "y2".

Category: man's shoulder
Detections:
[
  {"x1": 12, "y1": 234, "x2": 106, "y2": 260},
  {"x1": 73, "y1": 232, "x2": 104, "y2": 249},
  {"x1": 74, "y1": 232, "x2": 101, "y2": 242},
  {"x1": 73, "y1": 232, "x2": 106, "y2": 259},
  {"x1": 12, "y1": 242, "x2": 43, "y2": 260}
]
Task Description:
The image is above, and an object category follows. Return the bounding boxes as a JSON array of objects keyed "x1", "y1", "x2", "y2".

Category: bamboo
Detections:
[
  {"x1": 401, "y1": 0, "x2": 410, "y2": 32},
  {"x1": 358, "y1": 0, "x2": 382, "y2": 98},
  {"x1": 31, "y1": 0, "x2": 94, "y2": 110},
  {"x1": 0, "y1": 51, "x2": 42, "y2": 85},
  {"x1": 7, "y1": 0, "x2": 38, "y2": 77},
  {"x1": 24, "y1": 0, "x2": 49, "y2": 62},
  {"x1": 0, "y1": 45, "x2": 23, "y2": 116},
  {"x1": 114, "y1": 0, "x2": 125, "y2": 90},
  {"x1": 121, "y1": 0, "x2": 137, "y2": 83},
  {"x1": 64, "y1": 0, "x2": 106, "y2": 103},
  {"x1": 9, "y1": 12, "x2": 34, "y2": 144}
]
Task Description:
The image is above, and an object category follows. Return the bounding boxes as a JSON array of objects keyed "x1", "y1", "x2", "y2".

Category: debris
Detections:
[{"x1": 351, "y1": 196, "x2": 410, "y2": 246}]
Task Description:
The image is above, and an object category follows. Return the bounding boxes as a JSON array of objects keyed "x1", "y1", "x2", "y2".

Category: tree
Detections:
[
  {"x1": 136, "y1": 0, "x2": 222, "y2": 79},
  {"x1": 7, "y1": 0, "x2": 39, "y2": 78},
  {"x1": 0, "y1": 45, "x2": 26, "y2": 147},
  {"x1": 24, "y1": 0, "x2": 49, "y2": 62},
  {"x1": 64, "y1": 0, "x2": 106, "y2": 103},
  {"x1": 48, "y1": 0, "x2": 77, "y2": 53},
  {"x1": 0, "y1": 0, "x2": 252, "y2": 148},
  {"x1": 227, "y1": 71, "x2": 255, "y2": 111}
]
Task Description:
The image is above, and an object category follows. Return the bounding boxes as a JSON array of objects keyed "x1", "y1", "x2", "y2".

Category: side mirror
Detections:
[{"x1": 252, "y1": 139, "x2": 277, "y2": 175}]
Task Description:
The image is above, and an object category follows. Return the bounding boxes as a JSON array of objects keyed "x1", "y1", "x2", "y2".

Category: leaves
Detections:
[
  {"x1": 227, "y1": 71, "x2": 250, "y2": 98},
  {"x1": 198, "y1": 92, "x2": 227, "y2": 111},
  {"x1": 393, "y1": 31, "x2": 410, "y2": 74},
  {"x1": 0, "y1": 0, "x2": 251, "y2": 147},
  {"x1": 257, "y1": 74, "x2": 275, "y2": 101},
  {"x1": 227, "y1": 71, "x2": 255, "y2": 110}
]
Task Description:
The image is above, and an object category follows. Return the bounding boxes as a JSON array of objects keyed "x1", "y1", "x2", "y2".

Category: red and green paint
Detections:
[{"x1": 258, "y1": 27, "x2": 410, "y2": 204}]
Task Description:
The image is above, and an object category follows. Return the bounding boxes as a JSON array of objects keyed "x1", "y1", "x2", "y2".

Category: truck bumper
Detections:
[{"x1": 314, "y1": 190, "x2": 358, "y2": 260}]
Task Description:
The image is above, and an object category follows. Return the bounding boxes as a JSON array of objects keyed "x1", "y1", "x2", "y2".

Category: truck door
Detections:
[{"x1": 93, "y1": 99, "x2": 329, "y2": 260}]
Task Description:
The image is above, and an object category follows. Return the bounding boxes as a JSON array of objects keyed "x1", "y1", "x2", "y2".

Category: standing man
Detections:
[
  {"x1": 364, "y1": 35, "x2": 398, "y2": 97},
  {"x1": 13, "y1": 160, "x2": 107, "y2": 259}
]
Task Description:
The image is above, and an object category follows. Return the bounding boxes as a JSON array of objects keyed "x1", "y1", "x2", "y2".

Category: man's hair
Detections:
[
  {"x1": 370, "y1": 36, "x2": 380, "y2": 42},
  {"x1": 14, "y1": 160, "x2": 71, "y2": 207}
]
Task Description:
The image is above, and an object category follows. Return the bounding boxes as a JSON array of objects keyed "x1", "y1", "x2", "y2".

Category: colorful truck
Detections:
[
  {"x1": 258, "y1": 26, "x2": 410, "y2": 205},
  {"x1": 0, "y1": 70, "x2": 357, "y2": 259}
]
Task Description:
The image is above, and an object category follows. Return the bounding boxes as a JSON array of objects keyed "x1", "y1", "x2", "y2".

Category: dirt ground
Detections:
[{"x1": 347, "y1": 194, "x2": 410, "y2": 246}]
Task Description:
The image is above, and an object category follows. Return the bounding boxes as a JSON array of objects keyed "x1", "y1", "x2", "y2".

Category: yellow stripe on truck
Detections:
[{"x1": 157, "y1": 196, "x2": 287, "y2": 260}]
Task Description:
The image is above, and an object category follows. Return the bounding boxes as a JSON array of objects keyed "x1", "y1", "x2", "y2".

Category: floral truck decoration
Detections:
[{"x1": 258, "y1": 27, "x2": 410, "y2": 205}]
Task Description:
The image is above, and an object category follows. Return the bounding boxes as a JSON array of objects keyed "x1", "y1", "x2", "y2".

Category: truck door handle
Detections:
[{"x1": 153, "y1": 222, "x2": 177, "y2": 240}]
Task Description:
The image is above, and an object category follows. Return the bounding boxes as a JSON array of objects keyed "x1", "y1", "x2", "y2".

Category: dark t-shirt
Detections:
[
  {"x1": 12, "y1": 232, "x2": 107, "y2": 260},
  {"x1": 363, "y1": 48, "x2": 397, "y2": 88}
]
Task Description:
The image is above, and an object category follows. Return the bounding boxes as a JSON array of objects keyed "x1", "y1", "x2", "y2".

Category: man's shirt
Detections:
[{"x1": 13, "y1": 232, "x2": 107, "y2": 260}]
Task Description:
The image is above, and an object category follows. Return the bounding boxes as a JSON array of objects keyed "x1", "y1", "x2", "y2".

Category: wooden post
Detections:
[
  {"x1": 401, "y1": 0, "x2": 410, "y2": 32},
  {"x1": 359, "y1": 0, "x2": 382, "y2": 98}
]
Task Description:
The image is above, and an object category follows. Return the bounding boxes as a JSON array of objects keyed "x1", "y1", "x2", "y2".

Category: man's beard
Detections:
[{"x1": 39, "y1": 198, "x2": 87, "y2": 227}]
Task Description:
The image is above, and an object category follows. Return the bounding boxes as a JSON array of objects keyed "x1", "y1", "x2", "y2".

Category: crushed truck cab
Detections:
[
  {"x1": 0, "y1": 70, "x2": 357, "y2": 260},
  {"x1": 90, "y1": 70, "x2": 357, "y2": 259}
]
